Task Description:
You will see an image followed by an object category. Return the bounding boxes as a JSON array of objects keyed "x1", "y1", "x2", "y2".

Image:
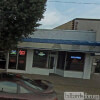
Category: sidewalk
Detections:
[{"x1": 22, "y1": 73, "x2": 100, "y2": 100}]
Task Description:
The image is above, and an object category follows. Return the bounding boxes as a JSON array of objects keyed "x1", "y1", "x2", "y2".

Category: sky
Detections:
[{"x1": 39, "y1": 0, "x2": 100, "y2": 29}]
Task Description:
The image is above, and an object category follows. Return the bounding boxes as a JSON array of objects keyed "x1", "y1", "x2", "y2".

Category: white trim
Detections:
[
  {"x1": 55, "y1": 69, "x2": 64, "y2": 76},
  {"x1": 30, "y1": 67, "x2": 49, "y2": 75},
  {"x1": 64, "y1": 71, "x2": 83, "y2": 78},
  {"x1": 7, "y1": 69, "x2": 26, "y2": 74},
  {"x1": 83, "y1": 54, "x2": 93, "y2": 79},
  {"x1": 49, "y1": 69, "x2": 54, "y2": 73}
]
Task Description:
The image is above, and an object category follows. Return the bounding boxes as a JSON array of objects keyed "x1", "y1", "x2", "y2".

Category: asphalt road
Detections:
[{"x1": 23, "y1": 73, "x2": 100, "y2": 100}]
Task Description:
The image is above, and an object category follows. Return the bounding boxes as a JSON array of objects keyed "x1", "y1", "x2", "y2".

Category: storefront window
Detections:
[
  {"x1": 33, "y1": 50, "x2": 48, "y2": 68},
  {"x1": 65, "y1": 52, "x2": 85, "y2": 71},
  {"x1": 9, "y1": 50, "x2": 17, "y2": 69},
  {"x1": 57, "y1": 51, "x2": 66, "y2": 70},
  {"x1": 0, "y1": 51, "x2": 6, "y2": 69},
  {"x1": 9, "y1": 49, "x2": 27, "y2": 70},
  {"x1": 18, "y1": 49, "x2": 27, "y2": 70},
  {"x1": 95, "y1": 59, "x2": 100, "y2": 73}
]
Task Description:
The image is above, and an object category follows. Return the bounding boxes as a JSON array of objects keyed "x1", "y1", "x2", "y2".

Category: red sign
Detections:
[
  {"x1": 10, "y1": 59, "x2": 16, "y2": 62},
  {"x1": 19, "y1": 60, "x2": 24, "y2": 64},
  {"x1": 19, "y1": 50, "x2": 26, "y2": 55}
]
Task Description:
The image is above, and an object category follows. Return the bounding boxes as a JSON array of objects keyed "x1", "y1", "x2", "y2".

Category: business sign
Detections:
[
  {"x1": 19, "y1": 50, "x2": 26, "y2": 55},
  {"x1": 10, "y1": 50, "x2": 16, "y2": 55},
  {"x1": 10, "y1": 50, "x2": 26, "y2": 56}
]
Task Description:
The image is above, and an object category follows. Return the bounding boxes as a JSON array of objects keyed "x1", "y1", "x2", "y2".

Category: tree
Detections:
[{"x1": 0, "y1": 0, "x2": 47, "y2": 50}]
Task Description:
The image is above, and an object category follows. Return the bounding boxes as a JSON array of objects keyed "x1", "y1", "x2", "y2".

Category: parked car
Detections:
[{"x1": 0, "y1": 73, "x2": 58, "y2": 100}]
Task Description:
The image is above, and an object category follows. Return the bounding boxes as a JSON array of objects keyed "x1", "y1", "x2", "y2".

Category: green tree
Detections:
[{"x1": 0, "y1": 0, "x2": 47, "y2": 50}]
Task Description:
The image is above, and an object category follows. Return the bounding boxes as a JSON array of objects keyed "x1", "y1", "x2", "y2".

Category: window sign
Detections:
[
  {"x1": 18, "y1": 49, "x2": 27, "y2": 70},
  {"x1": 19, "y1": 50, "x2": 26, "y2": 56},
  {"x1": 9, "y1": 49, "x2": 27, "y2": 70},
  {"x1": 33, "y1": 50, "x2": 48, "y2": 68},
  {"x1": 71, "y1": 56, "x2": 81, "y2": 59},
  {"x1": 65, "y1": 52, "x2": 85, "y2": 71},
  {"x1": 38, "y1": 52, "x2": 45, "y2": 56},
  {"x1": 10, "y1": 59, "x2": 16, "y2": 63},
  {"x1": 19, "y1": 60, "x2": 24, "y2": 64},
  {"x1": 9, "y1": 50, "x2": 17, "y2": 69},
  {"x1": 10, "y1": 50, "x2": 26, "y2": 55},
  {"x1": 10, "y1": 50, "x2": 16, "y2": 55}
]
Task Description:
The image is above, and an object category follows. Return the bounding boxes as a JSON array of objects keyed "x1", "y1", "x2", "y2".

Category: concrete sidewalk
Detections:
[{"x1": 23, "y1": 73, "x2": 100, "y2": 100}]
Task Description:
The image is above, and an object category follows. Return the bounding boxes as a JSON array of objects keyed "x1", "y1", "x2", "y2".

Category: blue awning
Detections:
[{"x1": 22, "y1": 38, "x2": 100, "y2": 46}]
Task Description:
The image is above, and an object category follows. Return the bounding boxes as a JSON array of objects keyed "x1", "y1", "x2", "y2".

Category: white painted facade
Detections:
[
  {"x1": 6, "y1": 50, "x2": 93, "y2": 79},
  {"x1": 30, "y1": 29, "x2": 96, "y2": 41}
]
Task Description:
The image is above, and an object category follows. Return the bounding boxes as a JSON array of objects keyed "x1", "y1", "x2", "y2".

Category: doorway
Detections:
[{"x1": 49, "y1": 54, "x2": 57, "y2": 73}]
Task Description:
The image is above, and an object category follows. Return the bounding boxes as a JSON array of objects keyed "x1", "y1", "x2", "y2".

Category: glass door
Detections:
[{"x1": 49, "y1": 54, "x2": 57, "y2": 73}]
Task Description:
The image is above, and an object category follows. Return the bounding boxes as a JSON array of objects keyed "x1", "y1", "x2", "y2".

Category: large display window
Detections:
[
  {"x1": 33, "y1": 50, "x2": 48, "y2": 68},
  {"x1": 9, "y1": 49, "x2": 27, "y2": 70},
  {"x1": 65, "y1": 52, "x2": 85, "y2": 71},
  {"x1": 9, "y1": 50, "x2": 17, "y2": 69},
  {"x1": 18, "y1": 49, "x2": 27, "y2": 70}
]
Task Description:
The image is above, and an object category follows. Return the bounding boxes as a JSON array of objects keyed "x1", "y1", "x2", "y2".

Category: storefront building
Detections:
[
  {"x1": 0, "y1": 29, "x2": 100, "y2": 79},
  {"x1": 54, "y1": 18, "x2": 100, "y2": 77}
]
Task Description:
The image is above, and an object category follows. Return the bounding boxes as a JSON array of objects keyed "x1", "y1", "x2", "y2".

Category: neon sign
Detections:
[
  {"x1": 19, "y1": 50, "x2": 26, "y2": 55},
  {"x1": 71, "y1": 56, "x2": 81, "y2": 59},
  {"x1": 10, "y1": 50, "x2": 16, "y2": 55},
  {"x1": 38, "y1": 52, "x2": 45, "y2": 56}
]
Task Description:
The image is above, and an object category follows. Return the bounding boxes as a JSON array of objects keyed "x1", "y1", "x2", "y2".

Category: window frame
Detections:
[
  {"x1": 65, "y1": 52, "x2": 85, "y2": 72},
  {"x1": 9, "y1": 49, "x2": 27, "y2": 70},
  {"x1": 32, "y1": 50, "x2": 49, "y2": 69}
]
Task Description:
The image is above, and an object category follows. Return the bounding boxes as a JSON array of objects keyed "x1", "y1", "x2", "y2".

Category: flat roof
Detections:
[
  {"x1": 74, "y1": 18, "x2": 100, "y2": 21},
  {"x1": 35, "y1": 29, "x2": 95, "y2": 33}
]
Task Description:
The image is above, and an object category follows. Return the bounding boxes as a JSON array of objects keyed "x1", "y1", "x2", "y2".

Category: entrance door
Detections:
[{"x1": 49, "y1": 55, "x2": 57, "y2": 73}]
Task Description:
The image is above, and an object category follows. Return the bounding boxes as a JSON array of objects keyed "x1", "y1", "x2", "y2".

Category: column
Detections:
[
  {"x1": 25, "y1": 49, "x2": 33, "y2": 74},
  {"x1": 83, "y1": 53, "x2": 93, "y2": 79}
]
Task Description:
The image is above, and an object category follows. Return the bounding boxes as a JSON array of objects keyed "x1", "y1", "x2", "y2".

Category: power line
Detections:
[{"x1": 48, "y1": 1, "x2": 100, "y2": 5}]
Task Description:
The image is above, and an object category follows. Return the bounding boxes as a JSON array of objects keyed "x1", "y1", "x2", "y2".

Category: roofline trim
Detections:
[
  {"x1": 74, "y1": 18, "x2": 100, "y2": 21},
  {"x1": 22, "y1": 38, "x2": 100, "y2": 46}
]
